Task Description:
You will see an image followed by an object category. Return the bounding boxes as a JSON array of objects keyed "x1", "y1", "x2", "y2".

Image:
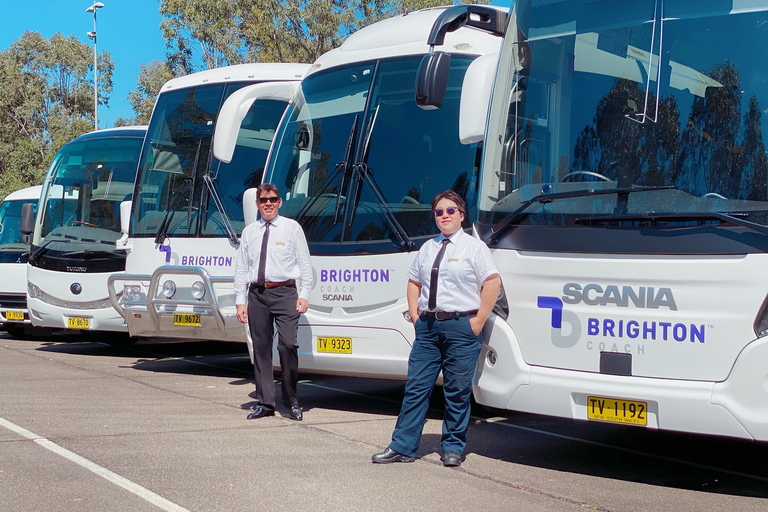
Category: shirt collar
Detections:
[
  {"x1": 260, "y1": 214, "x2": 280, "y2": 227},
  {"x1": 437, "y1": 229, "x2": 465, "y2": 244}
]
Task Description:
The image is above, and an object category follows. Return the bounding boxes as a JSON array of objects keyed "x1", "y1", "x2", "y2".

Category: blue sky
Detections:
[
  {"x1": 0, "y1": 1, "x2": 168, "y2": 127},
  {"x1": 0, "y1": 1, "x2": 512, "y2": 128}
]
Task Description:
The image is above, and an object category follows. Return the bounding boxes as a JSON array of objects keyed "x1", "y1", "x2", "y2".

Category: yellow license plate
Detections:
[
  {"x1": 4, "y1": 310, "x2": 24, "y2": 321},
  {"x1": 587, "y1": 396, "x2": 647, "y2": 426},
  {"x1": 67, "y1": 317, "x2": 90, "y2": 329},
  {"x1": 174, "y1": 313, "x2": 200, "y2": 326},
  {"x1": 317, "y1": 336, "x2": 352, "y2": 354}
]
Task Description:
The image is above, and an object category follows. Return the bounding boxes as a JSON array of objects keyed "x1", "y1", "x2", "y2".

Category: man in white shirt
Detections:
[{"x1": 234, "y1": 183, "x2": 312, "y2": 421}]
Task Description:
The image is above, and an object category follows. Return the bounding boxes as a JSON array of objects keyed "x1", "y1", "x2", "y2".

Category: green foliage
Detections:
[
  {"x1": 0, "y1": 31, "x2": 113, "y2": 200},
  {"x1": 236, "y1": 0, "x2": 391, "y2": 64},
  {"x1": 126, "y1": 60, "x2": 179, "y2": 125},
  {"x1": 160, "y1": 0, "x2": 246, "y2": 73},
  {"x1": 158, "y1": 0, "x2": 489, "y2": 69}
]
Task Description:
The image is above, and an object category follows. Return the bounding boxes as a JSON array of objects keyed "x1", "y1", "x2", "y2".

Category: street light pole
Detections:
[{"x1": 86, "y1": 2, "x2": 104, "y2": 130}]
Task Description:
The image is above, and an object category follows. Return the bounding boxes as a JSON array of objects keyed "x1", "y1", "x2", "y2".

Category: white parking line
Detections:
[{"x1": 0, "y1": 417, "x2": 190, "y2": 512}]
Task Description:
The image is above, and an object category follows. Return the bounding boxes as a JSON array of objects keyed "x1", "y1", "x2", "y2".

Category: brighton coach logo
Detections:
[{"x1": 537, "y1": 296, "x2": 581, "y2": 348}]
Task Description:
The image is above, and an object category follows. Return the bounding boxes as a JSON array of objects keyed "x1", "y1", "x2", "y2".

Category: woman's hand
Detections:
[{"x1": 469, "y1": 315, "x2": 484, "y2": 335}]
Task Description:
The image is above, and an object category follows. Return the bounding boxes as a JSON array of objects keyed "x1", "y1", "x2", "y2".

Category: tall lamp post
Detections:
[{"x1": 86, "y1": 2, "x2": 104, "y2": 130}]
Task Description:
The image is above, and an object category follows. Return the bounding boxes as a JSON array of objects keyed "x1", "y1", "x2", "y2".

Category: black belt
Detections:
[
  {"x1": 250, "y1": 279, "x2": 296, "y2": 289},
  {"x1": 421, "y1": 310, "x2": 478, "y2": 321}
]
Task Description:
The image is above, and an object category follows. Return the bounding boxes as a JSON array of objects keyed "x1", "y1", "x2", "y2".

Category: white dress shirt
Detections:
[
  {"x1": 234, "y1": 215, "x2": 313, "y2": 304},
  {"x1": 408, "y1": 229, "x2": 498, "y2": 313}
]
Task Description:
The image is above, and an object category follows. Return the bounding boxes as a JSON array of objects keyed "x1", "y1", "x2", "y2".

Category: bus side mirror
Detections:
[
  {"x1": 243, "y1": 188, "x2": 259, "y2": 227},
  {"x1": 459, "y1": 53, "x2": 499, "y2": 144},
  {"x1": 213, "y1": 81, "x2": 300, "y2": 164},
  {"x1": 415, "y1": 51, "x2": 451, "y2": 110},
  {"x1": 20, "y1": 202, "x2": 35, "y2": 245},
  {"x1": 120, "y1": 200, "x2": 132, "y2": 235}
]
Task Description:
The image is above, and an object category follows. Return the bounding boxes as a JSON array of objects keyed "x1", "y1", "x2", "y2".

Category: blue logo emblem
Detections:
[
  {"x1": 537, "y1": 296, "x2": 581, "y2": 348},
  {"x1": 159, "y1": 245, "x2": 171, "y2": 263}
]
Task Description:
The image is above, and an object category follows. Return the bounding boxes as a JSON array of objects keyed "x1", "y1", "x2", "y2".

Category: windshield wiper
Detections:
[
  {"x1": 154, "y1": 210, "x2": 175, "y2": 244},
  {"x1": 186, "y1": 138, "x2": 204, "y2": 230},
  {"x1": 484, "y1": 185, "x2": 675, "y2": 243},
  {"x1": 294, "y1": 114, "x2": 359, "y2": 225},
  {"x1": 203, "y1": 174, "x2": 239, "y2": 245},
  {"x1": 347, "y1": 163, "x2": 415, "y2": 251},
  {"x1": 575, "y1": 211, "x2": 768, "y2": 236},
  {"x1": 30, "y1": 237, "x2": 69, "y2": 260}
]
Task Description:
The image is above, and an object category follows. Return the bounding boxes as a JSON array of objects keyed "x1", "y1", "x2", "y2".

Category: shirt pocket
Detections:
[
  {"x1": 444, "y1": 257, "x2": 476, "y2": 285},
  {"x1": 271, "y1": 239, "x2": 295, "y2": 266}
]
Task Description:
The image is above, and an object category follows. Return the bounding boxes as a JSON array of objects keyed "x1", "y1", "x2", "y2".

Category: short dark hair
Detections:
[
  {"x1": 257, "y1": 183, "x2": 280, "y2": 198},
  {"x1": 431, "y1": 190, "x2": 466, "y2": 214}
]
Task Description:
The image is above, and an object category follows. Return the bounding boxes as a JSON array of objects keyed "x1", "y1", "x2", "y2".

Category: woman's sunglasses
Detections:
[
  {"x1": 433, "y1": 207, "x2": 459, "y2": 216},
  {"x1": 258, "y1": 196, "x2": 280, "y2": 204}
]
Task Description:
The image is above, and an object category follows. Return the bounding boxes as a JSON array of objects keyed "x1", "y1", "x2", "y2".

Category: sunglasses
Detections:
[
  {"x1": 433, "y1": 207, "x2": 460, "y2": 216},
  {"x1": 258, "y1": 196, "x2": 280, "y2": 205}
]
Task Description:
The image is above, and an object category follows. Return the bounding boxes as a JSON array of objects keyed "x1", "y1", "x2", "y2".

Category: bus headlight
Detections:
[
  {"x1": 486, "y1": 349, "x2": 497, "y2": 367},
  {"x1": 28, "y1": 282, "x2": 43, "y2": 300},
  {"x1": 191, "y1": 281, "x2": 205, "y2": 300},
  {"x1": 161, "y1": 280, "x2": 176, "y2": 299},
  {"x1": 123, "y1": 285, "x2": 142, "y2": 301}
]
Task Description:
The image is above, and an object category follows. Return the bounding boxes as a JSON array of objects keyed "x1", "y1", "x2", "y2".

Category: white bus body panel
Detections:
[
  {"x1": 114, "y1": 240, "x2": 416, "y2": 378},
  {"x1": 27, "y1": 265, "x2": 127, "y2": 331},
  {"x1": 472, "y1": 250, "x2": 768, "y2": 441}
]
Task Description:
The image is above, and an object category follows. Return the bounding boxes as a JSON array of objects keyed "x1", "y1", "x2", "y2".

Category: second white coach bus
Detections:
[
  {"x1": 107, "y1": 63, "x2": 309, "y2": 346},
  {"x1": 418, "y1": 0, "x2": 768, "y2": 441}
]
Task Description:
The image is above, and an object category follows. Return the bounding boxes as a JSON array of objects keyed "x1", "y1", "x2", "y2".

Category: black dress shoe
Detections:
[
  {"x1": 288, "y1": 404, "x2": 303, "y2": 421},
  {"x1": 372, "y1": 447, "x2": 415, "y2": 464},
  {"x1": 442, "y1": 451, "x2": 462, "y2": 467},
  {"x1": 246, "y1": 406, "x2": 274, "y2": 419}
]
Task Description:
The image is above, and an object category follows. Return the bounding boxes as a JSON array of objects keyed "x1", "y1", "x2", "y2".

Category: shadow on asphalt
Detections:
[{"x1": 30, "y1": 335, "x2": 768, "y2": 499}]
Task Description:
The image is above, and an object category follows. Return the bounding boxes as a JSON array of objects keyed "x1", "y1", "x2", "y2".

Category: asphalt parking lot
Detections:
[{"x1": 1, "y1": 333, "x2": 766, "y2": 511}]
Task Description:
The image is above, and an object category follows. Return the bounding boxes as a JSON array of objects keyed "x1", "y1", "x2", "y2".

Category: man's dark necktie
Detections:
[
  {"x1": 257, "y1": 221, "x2": 271, "y2": 284},
  {"x1": 428, "y1": 239, "x2": 450, "y2": 311}
]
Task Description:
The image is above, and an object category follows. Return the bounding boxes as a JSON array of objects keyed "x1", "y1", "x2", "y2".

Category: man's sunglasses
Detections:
[
  {"x1": 258, "y1": 196, "x2": 280, "y2": 204},
  {"x1": 433, "y1": 207, "x2": 459, "y2": 216}
]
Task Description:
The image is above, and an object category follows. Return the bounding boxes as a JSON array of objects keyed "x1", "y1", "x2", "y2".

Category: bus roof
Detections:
[
  {"x1": 309, "y1": 6, "x2": 506, "y2": 75},
  {"x1": 65, "y1": 126, "x2": 148, "y2": 145},
  {"x1": 3, "y1": 185, "x2": 42, "y2": 202},
  {"x1": 159, "y1": 63, "x2": 311, "y2": 94}
]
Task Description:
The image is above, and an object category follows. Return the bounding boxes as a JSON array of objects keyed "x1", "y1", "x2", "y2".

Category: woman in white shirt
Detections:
[{"x1": 372, "y1": 190, "x2": 501, "y2": 467}]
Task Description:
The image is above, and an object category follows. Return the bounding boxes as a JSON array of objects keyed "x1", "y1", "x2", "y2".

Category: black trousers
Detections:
[{"x1": 247, "y1": 284, "x2": 300, "y2": 409}]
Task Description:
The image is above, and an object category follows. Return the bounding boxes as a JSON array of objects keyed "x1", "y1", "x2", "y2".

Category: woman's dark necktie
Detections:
[{"x1": 428, "y1": 239, "x2": 450, "y2": 311}]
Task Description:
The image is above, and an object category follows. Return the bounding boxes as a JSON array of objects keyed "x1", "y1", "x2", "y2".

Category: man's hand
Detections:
[
  {"x1": 236, "y1": 304, "x2": 248, "y2": 324},
  {"x1": 296, "y1": 298, "x2": 308, "y2": 314}
]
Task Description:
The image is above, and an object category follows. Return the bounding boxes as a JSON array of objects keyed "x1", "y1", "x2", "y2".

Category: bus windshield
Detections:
[
  {"x1": 131, "y1": 82, "x2": 287, "y2": 239},
  {"x1": 482, "y1": 0, "x2": 768, "y2": 231},
  {"x1": 265, "y1": 56, "x2": 481, "y2": 254},
  {"x1": 0, "y1": 197, "x2": 37, "y2": 263},
  {"x1": 38, "y1": 134, "x2": 144, "y2": 246}
]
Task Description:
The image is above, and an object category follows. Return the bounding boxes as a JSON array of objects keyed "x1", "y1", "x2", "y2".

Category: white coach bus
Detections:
[
  {"x1": 0, "y1": 185, "x2": 41, "y2": 338},
  {"x1": 418, "y1": 0, "x2": 768, "y2": 441},
  {"x1": 111, "y1": 6, "x2": 505, "y2": 372},
  {"x1": 24, "y1": 127, "x2": 147, "y2": 341},
  {"x1": 107, "y1": 63, "x2": 309, "y2": 346}
]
